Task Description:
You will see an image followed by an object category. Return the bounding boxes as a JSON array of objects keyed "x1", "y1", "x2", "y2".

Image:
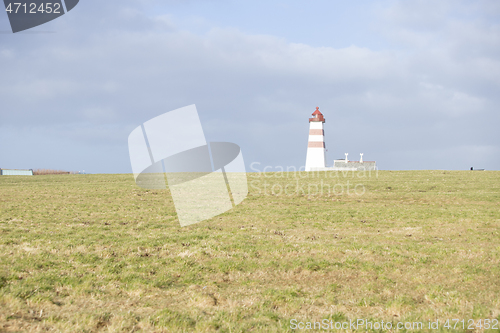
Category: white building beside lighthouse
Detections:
[{"x1": 305, "y1": 107, "x2": 326, "y2": 171}]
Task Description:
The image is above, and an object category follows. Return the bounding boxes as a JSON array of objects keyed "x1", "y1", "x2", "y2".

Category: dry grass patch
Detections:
[{"x1": 0, "y1": 171, "x2": 499, "y2": 332}]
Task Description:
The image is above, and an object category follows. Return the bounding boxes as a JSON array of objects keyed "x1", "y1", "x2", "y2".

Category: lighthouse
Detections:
[{"x1": 305, "y1": 107, "x2": 326, "y2": 171}]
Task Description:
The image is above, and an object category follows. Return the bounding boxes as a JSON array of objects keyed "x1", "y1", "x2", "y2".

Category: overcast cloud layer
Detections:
[{"x1": 0, "y1": 0, "x2": 499, "y2": 173}]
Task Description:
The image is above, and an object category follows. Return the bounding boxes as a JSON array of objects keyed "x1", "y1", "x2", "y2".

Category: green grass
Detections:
[{"x1": 0, "y1": 170, "x2": 499, "y2": 332}]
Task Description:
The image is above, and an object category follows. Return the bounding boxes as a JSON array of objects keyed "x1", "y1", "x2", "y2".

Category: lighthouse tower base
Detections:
[{"x1": 305, "y1": 148, "x2": 326, "y2": 171}]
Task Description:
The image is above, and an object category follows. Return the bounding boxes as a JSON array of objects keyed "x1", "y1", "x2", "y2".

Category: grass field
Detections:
[{"x1": 0, "y1": 170, "x2": 499, "y2": 332}]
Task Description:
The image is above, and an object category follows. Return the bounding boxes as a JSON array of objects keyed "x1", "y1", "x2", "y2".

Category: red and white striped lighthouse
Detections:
[{"x1": 305, "y1": 107, "x2": 326, "y2": 171}]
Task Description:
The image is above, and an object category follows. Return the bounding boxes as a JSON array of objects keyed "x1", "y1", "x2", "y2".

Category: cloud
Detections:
[{"x1": 0, "y1": 0, "x2": 498, "y2": 172}]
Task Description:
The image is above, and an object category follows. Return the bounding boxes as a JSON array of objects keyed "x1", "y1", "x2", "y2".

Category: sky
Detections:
[{"x1": 0, "y1": 0, "x2": 499, "y2": 173}]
